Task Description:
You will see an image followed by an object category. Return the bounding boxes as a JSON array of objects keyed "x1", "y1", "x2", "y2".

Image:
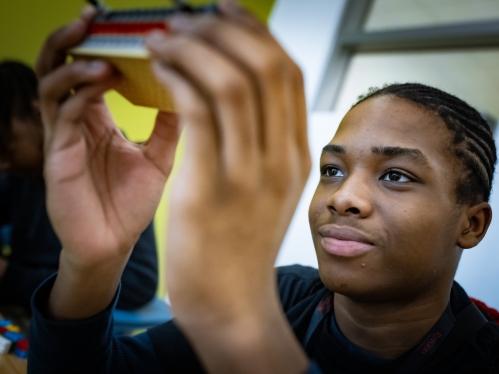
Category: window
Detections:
[
  {"x1": 314, "y1": 0, "x2": 499, "y2": 131},
  {"x1": 366, "y1": 0, "x2": 499, "y2": 31}
]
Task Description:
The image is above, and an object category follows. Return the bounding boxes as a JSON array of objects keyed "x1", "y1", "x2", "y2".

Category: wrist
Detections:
[
  {"x1": 60, "y1": 244, "x2": 132, "y2": 271},
  {"x1": 46, "y1": 249, "x2": 131, "y2": 320}
]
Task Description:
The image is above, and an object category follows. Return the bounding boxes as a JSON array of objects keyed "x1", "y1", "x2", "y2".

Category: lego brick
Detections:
[{"x1": 69, "y1": 3, "x2": 218, "y2": 112}]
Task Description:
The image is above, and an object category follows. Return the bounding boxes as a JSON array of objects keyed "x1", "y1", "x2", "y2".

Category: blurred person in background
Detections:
[{"x1": 0, "y1": 60, "x2": 159, "y2": 328}]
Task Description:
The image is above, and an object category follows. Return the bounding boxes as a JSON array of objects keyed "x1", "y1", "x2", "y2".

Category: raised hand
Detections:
[
  {"x1": 37, "y1": 7, "x2": 180, "y2": 319},
  {"x1": 146, "y1": 2, "x2": 311, "y2": 372}
]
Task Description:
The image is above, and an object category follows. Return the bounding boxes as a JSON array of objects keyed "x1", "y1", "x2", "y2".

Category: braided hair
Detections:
[
  {"x1": 354, "y1": 83, "x2": 497, "y2": 205},
  {"x1": 0, "y1": 60, "x2": 39, "y2": 161}
]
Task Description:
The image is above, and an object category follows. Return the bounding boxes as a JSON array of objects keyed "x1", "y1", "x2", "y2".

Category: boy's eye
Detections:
[
  {"x1": 382, "y1": 171, "x2": 411, "y2": 183},
  {"x1": 322, "y1": 166, "x2": 344, "y2": 177}
]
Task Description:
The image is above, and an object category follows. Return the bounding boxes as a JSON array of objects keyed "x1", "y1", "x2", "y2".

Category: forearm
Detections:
[{"x1": 47, "y1": 250, "x2": 131, "y2": 320}]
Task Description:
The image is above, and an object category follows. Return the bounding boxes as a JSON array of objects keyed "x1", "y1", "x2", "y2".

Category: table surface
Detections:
[{"x1": 0, "y1": 353, "x2": 27, "y2": 374}]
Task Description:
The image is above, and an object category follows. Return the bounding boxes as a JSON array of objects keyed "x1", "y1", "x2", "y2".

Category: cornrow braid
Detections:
[{"x1": 354, "y1": 83, "x2": 497, "y2": 204}]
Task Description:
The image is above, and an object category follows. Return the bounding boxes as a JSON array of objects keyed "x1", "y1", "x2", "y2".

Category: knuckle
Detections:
[
  {"x1": 191, "y1": 16, "x2": 219, "y2": 36},
  {"x1": 184, "y1": 99, "x2": 211, "y2": 124},
  {"x1": 150, "y1": 35, "x2": 187, "y2": 63},
  {"x1": 214, "y1": 73, "x2": 251, "y2": 103},
  {"x1": 227, "y1": 175, "x2": 251, "y2": 195},
  {"x1": 255, "y1": 53, "x2": 285, "y2": 80},
  {"x1": 66, "y1": 62, "x2": 92, "y2": 85},
  {"x1": 70, "y1": 60, "x2": 89, "y2": 75},
  {"x1": 163, "y1": 36, "x2": 193, "y2": 59}
]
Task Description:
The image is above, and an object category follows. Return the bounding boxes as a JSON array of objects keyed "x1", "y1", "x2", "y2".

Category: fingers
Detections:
[
  {"x1": 39, "y1": 60, "x2": 114, "y2": 132},
  {"x1": 165, "y1": 10, "x2": 308, "y2": 182},
  {"x1": 46, "y1": 77, "x2": 118, "y2": 157},
  {"x1": 219, "y1": 3, "x2": 310, "y2": 178},
  {"x1": 35, "y1": 9, "x2": 95, "y2": 79},
  {"x1": 150, "y1": 61, "x2": 219, "y2": 180},
  {"x1": 218, "y1": 0, "x2": 269, "y2": 35},
  {"x1": 39, "y1": 60, "x2": 118, "y2": 156},
  {"x1": 142, "y1": 111, "x2": 181, "y2": 178},
  {"x1": 147, "y1": 34, "x2": 260, "y2": 185},
  {"x1": 80, "y1": 5, "x2": 97, "y2": 23},
  {"x1": 40, "y1": 60, "x2": 112, "y2": 103}
]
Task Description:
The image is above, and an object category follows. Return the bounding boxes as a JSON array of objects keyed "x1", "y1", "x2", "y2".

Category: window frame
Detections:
[{"x1": 313, "y1": 0, "x2": 499, "y2": 111}]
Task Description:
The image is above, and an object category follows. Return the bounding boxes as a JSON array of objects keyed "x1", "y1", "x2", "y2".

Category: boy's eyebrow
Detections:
[
  {"x1": 322, "y1": 144, "x2": 346, "y2": 154},
  {"x1": 321, "y1": 145, "x2": 429, "y2": 166},
  {"x1": 371, "y1": 146, "x2": 429, "y2": 165}
]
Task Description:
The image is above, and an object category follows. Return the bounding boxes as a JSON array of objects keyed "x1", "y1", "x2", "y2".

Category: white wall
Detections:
[{"x1": 269, "y1": 0, "x2": 347, "y2": 108}]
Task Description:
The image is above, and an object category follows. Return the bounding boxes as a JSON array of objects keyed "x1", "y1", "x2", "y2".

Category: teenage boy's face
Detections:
[{"x1": 309, "y1": 96, "x2": 466, "y2": 301}]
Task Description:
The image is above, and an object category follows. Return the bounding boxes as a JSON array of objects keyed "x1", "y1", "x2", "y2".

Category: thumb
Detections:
[{"x1": 142, "y1": 111, "x2": 181, "y2": 177}]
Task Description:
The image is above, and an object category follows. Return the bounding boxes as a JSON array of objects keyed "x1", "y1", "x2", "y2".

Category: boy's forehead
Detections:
[{"x1": 332, "y1": 96, "x2": 451, "y2": 151}]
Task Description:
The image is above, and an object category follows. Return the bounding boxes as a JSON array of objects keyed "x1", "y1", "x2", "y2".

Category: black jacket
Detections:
[{"x1": 28, "y1": 265, "x2": 499, "y2": 373}]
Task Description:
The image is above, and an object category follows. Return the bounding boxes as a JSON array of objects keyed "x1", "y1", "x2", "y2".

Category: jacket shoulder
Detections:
[{"x1": 277, "y1": 265, "x2": 324, "y2": 312}]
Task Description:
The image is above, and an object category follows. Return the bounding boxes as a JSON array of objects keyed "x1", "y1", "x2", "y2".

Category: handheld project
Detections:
[{"x1": 70, "y1": 1, "x2": 218, "y2": 111}]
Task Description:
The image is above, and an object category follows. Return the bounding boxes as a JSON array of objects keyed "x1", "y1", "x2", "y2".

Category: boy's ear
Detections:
[{"x1": 457, "y1": 202, "x2": 492, "y2": 249}]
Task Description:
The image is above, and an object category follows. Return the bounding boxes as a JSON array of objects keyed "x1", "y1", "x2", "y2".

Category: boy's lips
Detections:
[{"x1": 318, "y1": 225, "x2": 374, "y2": 257}]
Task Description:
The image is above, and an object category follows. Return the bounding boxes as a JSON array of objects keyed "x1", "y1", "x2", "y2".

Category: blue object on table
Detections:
[
  {"x1": 0, "y1": 319, "x2": 12, "y2": 327},
  {"x1": 4, "y1": 331, "x2": 24, "y2": 343},
  {"x1": 0, "y1": 225, "x2": 11, "y2": 246},
  {"x1": 113, "y1": 297, "x2": 173, "y2": 336},
  {"x1": 14, "y1": 348, "x2": 28, "y2": 359}
]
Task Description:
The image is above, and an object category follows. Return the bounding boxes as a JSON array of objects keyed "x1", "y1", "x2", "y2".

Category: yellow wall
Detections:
[{"x1": 0, "y1": 0, "x2": 275, "y2": 297}]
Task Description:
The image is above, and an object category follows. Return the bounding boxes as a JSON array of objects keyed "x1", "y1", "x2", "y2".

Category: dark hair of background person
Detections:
[
  {"x1": 0, "y1": 61, "x2": 39, "y2": 162},
  {"x1": 354, "y1": 83, "x2": 497, "y2": 205}
]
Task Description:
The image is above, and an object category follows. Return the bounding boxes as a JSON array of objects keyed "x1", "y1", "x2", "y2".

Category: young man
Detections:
[
  {"x1": 27, "y1": 2, "x2": 498, "y2": 374},
  {"x1": 0, "y1": 61, "x2": 158, "y2": 311}
]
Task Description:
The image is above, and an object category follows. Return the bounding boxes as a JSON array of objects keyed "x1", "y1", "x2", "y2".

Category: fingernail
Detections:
[
  {"x1": 169, "y1": 14, "x2": 191, "y2": 31},
  {"x1": 145, "y1": 30, "x2": 165, "y2": 46},
  {"x1": 88, "y1": 60, "x2": 106, "y2": 73}
]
